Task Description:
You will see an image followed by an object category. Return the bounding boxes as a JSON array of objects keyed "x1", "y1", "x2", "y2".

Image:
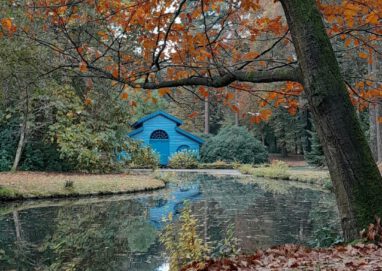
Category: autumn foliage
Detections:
[{"x1": 0, "y1": 0, "x2": 380, "y2": 123}]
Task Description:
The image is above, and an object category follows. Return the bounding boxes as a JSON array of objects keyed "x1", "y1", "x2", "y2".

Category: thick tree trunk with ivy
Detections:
[{"x1": 280, "y1": 0, "x2": 382, "y2": 240}]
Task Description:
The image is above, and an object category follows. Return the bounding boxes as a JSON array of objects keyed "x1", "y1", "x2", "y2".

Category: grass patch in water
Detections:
[
  {"x1": 198, "y1": 161, "x2": 240, "y2": 169},
  {"x1": 0, "y1": 172, "x2": 165, "y2": 200},
  {"x1": 242, "y1": 161, "x2": 290, "y2": 179}
]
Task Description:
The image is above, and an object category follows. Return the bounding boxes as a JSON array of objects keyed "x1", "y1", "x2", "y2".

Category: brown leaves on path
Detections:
[{"x1": 182, "y1": 243, "x2": 382, "y2": 271}]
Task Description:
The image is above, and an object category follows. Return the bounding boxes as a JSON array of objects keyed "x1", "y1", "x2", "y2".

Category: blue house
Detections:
[{"x1": 128, "y1": 111, "x2": 204, "y2": 165}]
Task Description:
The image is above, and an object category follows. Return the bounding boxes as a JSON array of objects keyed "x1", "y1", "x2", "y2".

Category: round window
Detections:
[
  {"x1": 177, "y1": 145, "x2": 191, "y2": 152},
  {"x1": 150, "y1": 130, "x2": 169, "y2": 139}
]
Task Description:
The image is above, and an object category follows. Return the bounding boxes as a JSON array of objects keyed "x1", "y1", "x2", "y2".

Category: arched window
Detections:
[
  {"x1": 177, "y1": 145, "x2": 191, "y2": 152},
  {"x1": 150, "y1": 130, "x2": 169, "y2": 140}
]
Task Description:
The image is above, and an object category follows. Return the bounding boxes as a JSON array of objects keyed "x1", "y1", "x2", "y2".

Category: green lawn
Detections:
[{"x1": 0, "y1": 172, "x2": 165, "y2": 200}]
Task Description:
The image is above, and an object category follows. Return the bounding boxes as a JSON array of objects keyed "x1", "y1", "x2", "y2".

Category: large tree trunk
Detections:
[{"x1": 280, "y1": 0, "x2": 382, "y2": 240}]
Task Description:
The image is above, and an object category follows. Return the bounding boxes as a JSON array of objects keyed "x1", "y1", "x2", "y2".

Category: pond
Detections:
[{"x1": 0, "y1": 173, "x2": 340, "y2": 271}]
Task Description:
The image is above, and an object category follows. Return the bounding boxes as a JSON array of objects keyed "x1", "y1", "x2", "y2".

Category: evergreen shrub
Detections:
[
  {"x1": 305, "y1": 129, "x2": 326, "y2": 167},
  {"x1": 201, "y1": 126, "x2": 268, "y2": 164}
]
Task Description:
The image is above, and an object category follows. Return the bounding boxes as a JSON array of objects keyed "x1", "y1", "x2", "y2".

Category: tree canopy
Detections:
[{"x1": 0, "y1": 0, "x2": 380, "y2": 118}]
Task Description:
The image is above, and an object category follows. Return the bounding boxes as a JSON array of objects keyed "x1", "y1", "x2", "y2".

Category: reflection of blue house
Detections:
[
  {"x1": 149, "y1": 185, "x2": 201, "y2": 228},
  {"x1": 128, "y1": 111, "x2": 204, "y2": 165}
]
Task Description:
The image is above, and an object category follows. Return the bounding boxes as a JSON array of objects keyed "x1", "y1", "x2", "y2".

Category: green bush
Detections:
[
  {"x1": 120, "y1": 140, "x2": 159, "y2": 169},
  {"x1": 0, "y1": 149, "x2": 13, "y2": 172},
  {"x1": 0, "y1": 121, "x2": 71, "y2": 172},
  {"x1": 20, "y1": 142, "x2": 73, "y2": 172},
  {"x1": 0, "y1": 122, "x2": 18, "y2": 172},
  {"x1": 201, "y1": 126, "x2": 268, "y2": 164},
  {"x1": 160, "y1": 202, "x2": 209, "y2": 271},
  {"x1": 168, "y1": 150, "x2": 199, "y2": 169}
]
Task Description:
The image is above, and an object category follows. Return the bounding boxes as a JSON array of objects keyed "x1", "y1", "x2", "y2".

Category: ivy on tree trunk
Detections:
[{"x1": 280, "y1": 0, "x2": 382, "y2": 240}]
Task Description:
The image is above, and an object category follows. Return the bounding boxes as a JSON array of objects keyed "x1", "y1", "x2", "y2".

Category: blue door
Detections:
[{"x1": 149, "y1": 130, "x2": 170, "y2": 165}]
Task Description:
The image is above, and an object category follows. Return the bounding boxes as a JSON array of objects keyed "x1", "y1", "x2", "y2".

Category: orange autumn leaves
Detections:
[
  {"x1": 0, "y1": 18, "x2": 16, "y2": 36},
  {"x1": 320, "y1": 0, "x2": 381, "y2": 64},
  {"x1": 350, "y1": 80, "x2": 382, "y2": 111},
  {"x1": 250, "y1": 82, "x2": 302, "y2": 124},
  {"x1": 185, "y1": 82, "x2": 302, "y2": 124},
  {"x1": 230, "y1": 81, "x2": 303, "y2": 124},
  {"x1": 14, "y1": 0, "x2": 288, "y2": 99},
  {"x1": 79, "y1": 62, "x2": 88, "y2": 73},
  {"x1": 321, "y1": 0, "x2": 381, "y2": 28},
  {"x1": 2, "y1": 0, "x2": 380, "y2": 123},
  {"x1": 249, "y1": 109, "x2": 272, "y2": 124}
]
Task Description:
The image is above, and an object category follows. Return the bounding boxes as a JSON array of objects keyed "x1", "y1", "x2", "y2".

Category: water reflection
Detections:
[
  {"x1": 0, "y1": 174, "x2": 340, "y2": 271},
  {"x1": 149, "y1": 184, "x2": 201, "y2": 229}
]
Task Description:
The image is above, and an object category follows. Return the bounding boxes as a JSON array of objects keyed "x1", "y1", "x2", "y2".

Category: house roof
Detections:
[
  {"x1": 127, "y1": 126, "x2": 143, "y2": 137},
  {"x1": 129, "y1": 110, "x2": 204, "y2": 145},
  {"x1": 132, "y1": 110, "x2": 183, "y2": 128},
  {"x1": 175, "y1": 127, "x2": 204, "y2": 144}
]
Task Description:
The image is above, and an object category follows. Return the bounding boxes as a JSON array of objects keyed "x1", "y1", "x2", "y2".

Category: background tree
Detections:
[{"x1": 305, "y1": 126, "x2": 326, "y2": 167}]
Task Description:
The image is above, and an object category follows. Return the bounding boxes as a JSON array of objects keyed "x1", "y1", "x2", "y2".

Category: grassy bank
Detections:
[
  {"x1": 0, "y1": 172, "x2": 165, "y2": 200},
  {"x1": 238, "y1": 162, "x2": 331, "y2": 189}
]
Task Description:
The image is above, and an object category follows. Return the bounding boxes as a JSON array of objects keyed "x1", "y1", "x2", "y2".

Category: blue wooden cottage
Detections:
[{"x1": 128, "y1": 111, "x2": 204, "y2": 165}]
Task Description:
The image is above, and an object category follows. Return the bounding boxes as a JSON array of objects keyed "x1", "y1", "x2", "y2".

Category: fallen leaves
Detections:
[
  {"x1": 360, "y1": 216, "x2": 382, "y2": 243},
  {"x1": 182, "y1": 243, "x2": 382, "y2": 271}
]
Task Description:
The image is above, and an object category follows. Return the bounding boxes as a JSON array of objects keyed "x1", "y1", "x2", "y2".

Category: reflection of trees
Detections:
[
  {"x1": 187, "y1": 176, "x2": 340, "y2": 252},
  {"x1": 42, "y1": 201, "x2": 160, "y2": 271},
  {"x1": 308, "y1": 193, "x2": 341, "y2": 247},
  {"x1": 0, "y1": 210, "x2": 40, "y2": 270},
  {"x1": 126, "y1": 220, "x2": 157, "y2": 253}
]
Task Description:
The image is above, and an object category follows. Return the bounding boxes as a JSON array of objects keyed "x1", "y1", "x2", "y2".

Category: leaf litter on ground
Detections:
[{"x1": 182, "y1": 243, "x2": 382, "y2": 270}]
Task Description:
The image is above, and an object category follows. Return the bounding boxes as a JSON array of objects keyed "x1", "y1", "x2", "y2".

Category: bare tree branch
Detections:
[{"x1": 139, "y1": 67, "x2": 301, "y2": 89}]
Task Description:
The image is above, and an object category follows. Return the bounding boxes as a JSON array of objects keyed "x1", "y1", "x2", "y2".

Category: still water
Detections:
[{"x1": 0, "y1": 173, "x2": 340, "y2": 271}]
